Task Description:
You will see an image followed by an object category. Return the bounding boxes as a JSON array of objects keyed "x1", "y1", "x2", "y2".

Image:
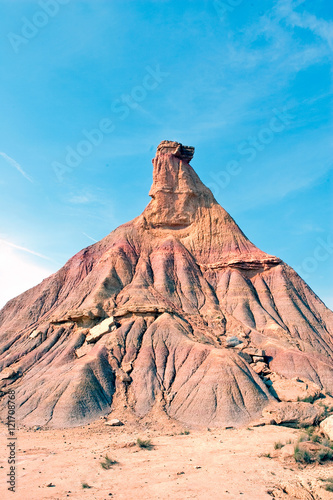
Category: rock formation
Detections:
[{"x1": 0, "y1": 140, "x2": 332, "y2": 428}]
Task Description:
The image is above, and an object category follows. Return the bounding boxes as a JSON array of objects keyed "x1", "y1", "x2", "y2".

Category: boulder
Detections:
[
  {"x1": 262, "y1": 401, "x2": 322, "y2": 427},
  {"x1": 279, "y1": 444, "x2": 294, "y2": 460},
  {"x1": 86, "y1": 317, "x2": 117, "y2": 343},
  {"x1": 252, "y1": 362, "x2": 268, "y2": 374},
  {"x1": 320, "y1": 415, "x2": 333, "y2": 440},
  {"x1": 270, "y1": 377, "x2": 321, "y2": 402},
  {"x1": 225, "y1": 336, "x2": 242, "y2": 348},
  {"x1": 243, "y1": 348, "x2": 265, "y2": 357},
  {"x1": 29, "y1": 329, "x2": 41, "y2": 339},
  {"x1": 105, "y1": 418, "x2": 124, "y2": 427},
  {"x1": 252, "y1": 355, "x2": 265, "y2": 362},
  {"x1": 0, "y1": 367, "x2": 17, "y2": 380},
  {"x1": 75, "y1": 343, "x2": 93, "y2": 358}
]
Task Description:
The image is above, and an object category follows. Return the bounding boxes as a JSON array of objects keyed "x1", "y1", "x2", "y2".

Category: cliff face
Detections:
[{"x1": 0, "y1": 141, "x2": 332, "y2": 428}]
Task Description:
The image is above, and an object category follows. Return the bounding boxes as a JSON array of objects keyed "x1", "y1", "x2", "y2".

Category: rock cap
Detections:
[{"x1": 156, "y1": 140, "x2": 194, "y2": 162}]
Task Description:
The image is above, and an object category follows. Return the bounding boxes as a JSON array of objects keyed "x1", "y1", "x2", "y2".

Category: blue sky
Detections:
[{"x1": 0, "y1": 0, "x2": 332, "y2": 309}]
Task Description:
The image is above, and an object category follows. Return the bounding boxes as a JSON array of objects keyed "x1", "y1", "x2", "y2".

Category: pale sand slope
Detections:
[{"x1": 1, "y1": 422, "x2": 333, "y2": 500}]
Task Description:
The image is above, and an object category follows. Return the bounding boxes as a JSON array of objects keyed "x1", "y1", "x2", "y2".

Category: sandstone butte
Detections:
[{"x1": 0, "y1": 140, "x2": 332, "y2": 429}]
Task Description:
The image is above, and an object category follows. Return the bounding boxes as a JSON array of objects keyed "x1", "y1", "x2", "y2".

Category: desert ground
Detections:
[{"x1": 1, "y1": 418, "x2": 332, "y2": 500}]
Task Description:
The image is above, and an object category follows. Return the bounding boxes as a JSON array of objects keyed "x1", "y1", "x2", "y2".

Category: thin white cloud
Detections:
[
  {"x1": 0, "y1": 238, "x2": 54, "y2": 262},
  {"x1": 82, "y1": 232, "x2": 98, "y2": 243},
  {"x1": 68, "y1": 194, "x2": 92, "y2": 204},
  {"x1": 277, "y1": 0, "x2": 333, "y2": 51},
  {"x1": 0, "y1": 152, "x2": 33, "y2": 183}
]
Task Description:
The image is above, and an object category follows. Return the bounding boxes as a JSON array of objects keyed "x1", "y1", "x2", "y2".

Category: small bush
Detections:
[
  {"x1": 298, "y1": 434, "x2": 308, "y2": 443},
  {"x1": 180, "y1": 430, "x2": 190, "y2": 435},
  {"x1": 294, "y1": 445, "x2": 312, "y2": 464},
  {"x1": 274, "y1": 441, "x2": 284, "y2": 450},
  {"x1": 100, "y1": 455, "x2": 118, "y2": 470},
  {"x1": 301, "y1": 395, "x2": 316, "y2": 404},
  {"x1": 317, "y1": 448, "x2": 333, "y2": 463},
  {"x1": 81, "y1": 482, "x2": 92, "y2": 489},
  {"x1": 321, "y1": 438, "x2": 333, "y2": 448},
  {"x1": 325, "y1": 483, "x2": 333, "y2": 492},
  {"x1": 136, "y1": 438, "x2": 153, "y2": 450},
  {"x1": 311, "y1": 433, "x2": 321, "y2": 443}
]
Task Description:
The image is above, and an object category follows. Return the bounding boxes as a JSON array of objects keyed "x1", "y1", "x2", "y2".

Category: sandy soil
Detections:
[{"x1": 0, "y1": 420, "x2": 332, "y2": 500}]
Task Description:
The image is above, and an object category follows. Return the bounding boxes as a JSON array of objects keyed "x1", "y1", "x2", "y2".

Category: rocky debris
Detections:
[
  {"x1": 270, "y1": 481, "x2": 316, "y2": 500},
  {"x1": 262, "y1": 402, "x2": 323, "y2": 427},
  {"x1": 156, "y1": 140, "x2": 194, "y2": 162},
  {"x1": 238, "y1": 351, "x2": 252, "y2": 363},
  {"x1": 243, "y1": 348, "x2": 265, "y2": 357},
  {"x1": 29, "y1": 329, "x2": 41, "y2": 339},
  {"x1": 225, "y1": 336, "x2": 242, "y2": 348},
  {"x1": 113, "y1": 305, "x2": 172, "y2": 318},
  {"x1": 251, "y1": 361, "x2": 268, "y2": 375},
  {"x1": 116, "y1": 370, "x2": 132, "y2": 384},
  {"x1": 238, "y1": 348, "x2": 268, "y2": 367},
  {"x1": 86, "y1": 317, "x2": 117, "y2": 343},
  {"x1": 0, "y1": 140, "x2": 332, "y2": 428},
  {"x1": 75, "y1": 342, "x2": 93, "y2": 359},
  {"x1": 253, "y1": 355, "x2": 265, "y2": 362},
  {"x1": 0, "y1": 367, "x2": 17, "y2": 380},
  {"x1": 320, "y1": 415, "x2": 333, "y2": 440},
  {"x1": 50, "y1": 307, "x2": 103, "y2": 326},
  {"x1": 105, "y1": 418, "x2": 124, "y2": 427},
  {"x1": 269, "y1": 377, "x2": 321, "y2": 403},
  {"x1": 278, "y1": 444, "x2": 295, "y2": 460}
]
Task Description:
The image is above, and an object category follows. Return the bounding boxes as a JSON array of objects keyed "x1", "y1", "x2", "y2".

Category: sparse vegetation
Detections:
[
  {"x1": 298, "y1": 433, "x2": 308, "y2": 443},
  {"x1": 321, "y1": 438, "x2": 333, "y2": 449},
  {"x1": 292, "y1": 428, "x2": 333, "y2": 464},
  {"x1": 318, "y1": 402, "x2": 333, "y2": 418},
  {"x1": 270, "y1": 425, "x2": 333, "y2": 466},
  {"x1": 81, "y1": 482, "x2": 92, "y2": 489},
  {"x1": 318, "y1": 448, "x2": 333, "y2": 462},
  {"x1": 304, "y1": 425, "x2": 315, "y2": 435},
  {"x1": 311, "y1": 433, "x2": 321, "y2": 443},
  {"x1": 320, "y1": 477, "x2": 333, "y2": 492},
  {"x1": 100, "y1": 455, "x2": 118, "y2": 469},
  {"x1": 180, "y1": 430, "x2": 190, "y2": 435},
  {"x1": 136, "y1": 438, "x2": 153, "y2": 450},
  {"x1": 299, "y1": 395, "x2": 316, "y2": 404},
  {"x1": 294, "y1": 445, "x2": 312, "y2": 464}
]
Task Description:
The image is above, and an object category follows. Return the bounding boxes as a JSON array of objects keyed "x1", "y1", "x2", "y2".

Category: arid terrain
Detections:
[{"x1": 1, "y1": 420, "x2": 333, "y2": 500}]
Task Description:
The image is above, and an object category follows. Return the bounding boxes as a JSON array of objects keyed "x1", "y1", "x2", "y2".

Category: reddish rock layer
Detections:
[{"x1": 0, "y1": 141, "x2": 332, "y2": 428}]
